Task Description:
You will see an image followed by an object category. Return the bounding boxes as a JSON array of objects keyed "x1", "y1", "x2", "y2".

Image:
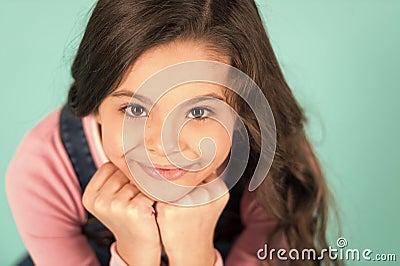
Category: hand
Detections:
[
  {"x1": 155, "y1": 175, "x2": 229, "y2": 266},
  {"x1": 82, "y1": 162, "x2": 161, "y2": 266}
]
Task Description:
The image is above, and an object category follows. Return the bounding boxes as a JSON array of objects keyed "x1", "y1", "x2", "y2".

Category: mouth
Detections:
[{"x1": 137, "y1": 162, "x2": 190, "y2": 181}]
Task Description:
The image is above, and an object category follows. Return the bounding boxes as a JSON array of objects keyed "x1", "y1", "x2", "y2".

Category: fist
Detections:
[
  {"x1": 82, "y1": 162, "x2": 161, "y2": 265},
  {"x1": 156, "y1": 175, "x2": 229, "y2": 266}
]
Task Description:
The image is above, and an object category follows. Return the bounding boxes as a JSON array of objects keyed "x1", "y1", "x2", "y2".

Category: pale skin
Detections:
[{"x1": 82, "y1": 40, "x2": 233, "y2": 265}]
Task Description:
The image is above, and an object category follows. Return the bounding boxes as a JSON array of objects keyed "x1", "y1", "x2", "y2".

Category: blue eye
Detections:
[
  {"x1": 124, "y1": 104, "x2": 148, "y2": 118},
  {"x1": 187, "y1": 107, "x2": 213, "y2": 120}
]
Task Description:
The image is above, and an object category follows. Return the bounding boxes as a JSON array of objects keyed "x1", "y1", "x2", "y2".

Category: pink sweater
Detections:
[{"x1": 6, "y1": 108, "x2": 284, "y2": 266}]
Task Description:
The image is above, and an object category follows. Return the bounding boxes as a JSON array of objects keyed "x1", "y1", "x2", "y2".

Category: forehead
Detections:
[{"x1": 114, "y1": 40, "x2": 231, "y2": 101}]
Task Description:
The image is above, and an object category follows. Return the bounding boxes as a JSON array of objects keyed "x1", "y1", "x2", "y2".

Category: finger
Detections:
[
  {"x1": 179, "y1": 176, "x2": 229, "y2": 206},
  {"x1": 200, "y1": 172, "x2": 229, "y2": 199},
  {"x1": 99, "y1": 170, "x2": 130, "y2": 195},
  {"x1": 175, "y1": 187, "x2": 210, "y2": 206},
  {"x1": 86, "y1": 162, "x2": 118, "y2": 192},
  {"x1": 115, "y1": 183, "x2": 140, "y2": 201},
  {"x1": 106, "y1": 184, "x2": 141, "y2": 213},
  {"x1": 203, "y1": 176, "x2": 229, "y2": 200},
  {"x1": 128, "y1": 193, "x2": 156, "y2": 216}
]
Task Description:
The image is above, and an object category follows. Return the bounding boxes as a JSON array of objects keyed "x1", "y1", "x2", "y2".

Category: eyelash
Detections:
[
  {"x1": 186, "y1": 106, "x2": 214, "y2": 121},
  {"x1": 120, "y1": 104, "x2": 214, "y2": 122},
  {"x1": 120, "y1": 104, "x2": 148, "y2": 120}
]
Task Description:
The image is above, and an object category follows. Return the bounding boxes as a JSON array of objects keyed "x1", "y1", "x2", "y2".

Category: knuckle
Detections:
[
  {"x1": 180, "y1": 194, "x2": 194, "y2": 206},
  {"x1": 156, "y1": 203, "x2": 174, "y2": 219},
  {"x1": 81, "y1": 193, "x2": 92, "y2": 209},
  {"x1": 110, "y1": 197, "x2": 125, "y2": 210},
  {"x1": 196, "y1": 187, "x2": 211, "y2": 202},
  {"x1": 126, "y1": 205, "x2": 141, "y2": 219},
  {"x1": 93, "y1": 196, "x2": 108, "y2": 213},
  {"x1": 127, "y1": 196, "x2": 155, "y2": 218}
]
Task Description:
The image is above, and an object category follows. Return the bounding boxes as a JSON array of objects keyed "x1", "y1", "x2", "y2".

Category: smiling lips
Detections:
[{"x1": 138, "y1": 162, "x2": 189, "y2": 181}]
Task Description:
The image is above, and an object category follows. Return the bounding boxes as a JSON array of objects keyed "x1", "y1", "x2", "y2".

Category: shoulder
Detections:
[
  {"x1": 6, "y1": 107, "x2": 87, "y2": 233},
  {"x1": 6, "y1": 108, "x2": 72, "y2": 182},
  {"x1": 6, "y1": 107, "x2": 77, "y2": 191},
  {"x1": 27, "y1": 108, "x2": 62, "y2": 143}
]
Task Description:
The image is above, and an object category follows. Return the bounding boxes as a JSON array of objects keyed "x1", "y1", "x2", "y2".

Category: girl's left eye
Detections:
[
  {"x1": 187, "y1": 107, "x2": 213, "y2": 120},
  {"x1": 124, "y1": 104, "x2": 148, "y2": 118}
]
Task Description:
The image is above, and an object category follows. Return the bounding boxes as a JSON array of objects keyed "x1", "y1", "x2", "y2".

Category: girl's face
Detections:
[{"x1": 95, "y1": 40, "x2": 234, "y2": 202}]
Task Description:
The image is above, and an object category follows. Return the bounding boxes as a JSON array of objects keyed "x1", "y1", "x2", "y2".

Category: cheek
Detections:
[
  {"x1": 100, "y1": 117, "x2": 124, "y2": 163},
  {"x1": 211, "y1": 131, "x2": 231, "y2": 166},
  {"x1": 182, "y1": 122, "x2": 232, "y2": 166}
]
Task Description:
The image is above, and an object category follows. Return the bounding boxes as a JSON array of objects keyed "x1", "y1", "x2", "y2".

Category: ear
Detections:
[{"x1": 94, "y1": 110, "x2": 102, "y2": 125}]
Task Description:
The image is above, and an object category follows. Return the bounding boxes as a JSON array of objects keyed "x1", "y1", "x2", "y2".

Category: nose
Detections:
[{"x1": 144, "y1": 114, "x2": 181, "y2": 157}]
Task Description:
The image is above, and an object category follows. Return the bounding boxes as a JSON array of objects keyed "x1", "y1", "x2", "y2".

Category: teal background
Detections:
[{"x1": 1, "y1": 0, "x2": 399, "y2": 265}]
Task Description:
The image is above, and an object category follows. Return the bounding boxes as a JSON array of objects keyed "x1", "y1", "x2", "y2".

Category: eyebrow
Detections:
[
  {"x1": 111, "y1": 90, "x2": 153, "y2": 105},
  {"x1": 111, "y1": 89, "x2": 225, "y2": 105}
]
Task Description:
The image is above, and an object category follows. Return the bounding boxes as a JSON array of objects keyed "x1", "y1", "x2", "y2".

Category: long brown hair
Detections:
[{"x1": 68, "y1": 0, "x2": 339, "y2": 265}]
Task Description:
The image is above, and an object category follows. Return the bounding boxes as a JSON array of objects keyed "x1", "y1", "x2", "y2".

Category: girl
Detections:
[{"x1": 6, "y1": 0, "x2": 337, "y2": 265}]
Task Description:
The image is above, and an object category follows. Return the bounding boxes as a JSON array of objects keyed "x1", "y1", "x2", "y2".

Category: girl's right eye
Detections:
[{"x1": 124, "y1": 104, "x2": 148, "y2": 118}]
